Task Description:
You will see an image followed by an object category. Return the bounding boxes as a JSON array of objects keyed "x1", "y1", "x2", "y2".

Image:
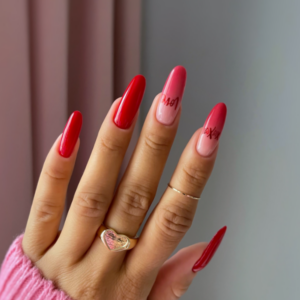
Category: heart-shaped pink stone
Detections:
[{"x1": 101, "y1": 229, "x2": 130, "y2": 252}]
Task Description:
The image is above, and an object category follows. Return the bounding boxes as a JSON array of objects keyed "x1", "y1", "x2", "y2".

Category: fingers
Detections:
[
  {"x1": 148, "y1": 227, "x2": 227, "y2": 299},
  {"x1": 55, "y1": 76, "x2": 146, "y2": 262},
  {"x1": 23, "y1": 112, "x2": 82, "y2": 262},
  {"x1": 127, "y1": 103, "x2": 227, "y2": 276},
  {"x1": 104, "y1": 66, "x2": 186, "y2": 238}
]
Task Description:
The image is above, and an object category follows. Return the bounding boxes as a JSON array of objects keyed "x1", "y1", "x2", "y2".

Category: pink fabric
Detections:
[
  {"x1": 0, "y1": 0, "x2": 142, "y2": 261},
  {"x1": 0, "y1": 235, "x2": 71, "y2": 300}
]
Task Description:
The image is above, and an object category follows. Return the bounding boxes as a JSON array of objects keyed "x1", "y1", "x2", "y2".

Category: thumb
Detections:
[{"x1": 148, "y1": 226, "x2": 226, "y2": 300}]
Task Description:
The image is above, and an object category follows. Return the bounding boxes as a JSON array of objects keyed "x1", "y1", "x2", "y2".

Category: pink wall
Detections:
[{"x1": 0, "y1": 0, "x2": 141, "y2": 261}]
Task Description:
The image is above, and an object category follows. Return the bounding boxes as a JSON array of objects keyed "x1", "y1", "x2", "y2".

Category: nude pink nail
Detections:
[
  {"x1": 156, "y1": 66, "x2": 187, "y2": 125},
  {"x1": 197, "y1": 103, "x2": 227, "y2": 157}
]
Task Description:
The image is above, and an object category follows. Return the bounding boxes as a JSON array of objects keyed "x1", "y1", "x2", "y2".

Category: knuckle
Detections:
[
  {"x1": 98, "y1": 134, "x2": 124, "y2": 153},
  {"x1": 43, "y1": 165, "x2": 69, "y2": 183},
  {"x1": 144, "y1": 132, "x2": 172, "y2": 154},
  {"x1": 156, "y1": 204, "x2": 194, "y2": 241},
  {"x1": 171, "y1": 282, "x2": 189, "y2": 299},
  {"x1": 34, "y1": 199, "x2": 63, "y2": 223},
  {"x1": 118, "y1": 184, "x2": 154, "y2": 219},
  {"x1": 181, "y1": 163, "x2": 208, "y2": 190},
  {"x1": 74, "y1": 191, "x2": 109, "y2": 219}
]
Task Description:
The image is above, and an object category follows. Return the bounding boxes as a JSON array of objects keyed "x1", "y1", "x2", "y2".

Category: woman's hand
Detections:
[{"x1": 22, "y1": 66, "x2": 227, "y2": 300}]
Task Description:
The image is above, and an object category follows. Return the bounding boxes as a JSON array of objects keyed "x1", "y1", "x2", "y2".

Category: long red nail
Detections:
[
  {"x1": 192, "y1": 226, "x2": 227, "y2": 272},
  {"x1": 59, "y1": 111, "x2": 82, "y2": 158},
  {"x1": 197, "y1": 103, "x2": 227, "y2": 157},
  {"x1": 114, "y1": 75, "x2": 146, "y2": 129}
]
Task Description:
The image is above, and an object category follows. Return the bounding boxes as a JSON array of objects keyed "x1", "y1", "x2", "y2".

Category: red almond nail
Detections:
[
  {"x1": 192, "y1": 226, "x2": 227, "y2": 272},
  {"x1": 114, "y1": 75, "x2": 146, "y2": 129},
  {"x1": 59, "y1": 111, "x2": 82, "y2": 158}
]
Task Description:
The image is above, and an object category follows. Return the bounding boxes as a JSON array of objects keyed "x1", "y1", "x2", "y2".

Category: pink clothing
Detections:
[{"x1": 0, "y1": 235, "x2": 70, "y2": 300}]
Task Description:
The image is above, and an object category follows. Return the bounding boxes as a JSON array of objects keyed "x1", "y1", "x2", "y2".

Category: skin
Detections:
[{"x1": 22, "y1": 94, "x2": 219, "y2": 300}]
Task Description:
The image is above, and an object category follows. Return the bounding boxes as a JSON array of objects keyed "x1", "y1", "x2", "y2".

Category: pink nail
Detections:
[
  {"x1": 197, "y1": 103, "x2": 227, "y2": 157},
  {"x1": 156, "y1": 66, "x2": 187, "y2": 125}
]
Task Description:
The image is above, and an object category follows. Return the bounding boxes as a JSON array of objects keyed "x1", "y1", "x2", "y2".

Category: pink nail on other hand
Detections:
[
  {"x1": 156, "y1": 66, "x2": 187, "y2": 125},
  {"x1": 197, "y1": 103, "x2": 227, "y2": 157}
]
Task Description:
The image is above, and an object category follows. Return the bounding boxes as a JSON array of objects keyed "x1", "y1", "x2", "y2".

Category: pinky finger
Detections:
[
  {"x1": 148, "y1": 226, "x2": 227, "y2": 300},
  {"x1": 22, "y1": 111, "x2": 82, "y2": 262}
]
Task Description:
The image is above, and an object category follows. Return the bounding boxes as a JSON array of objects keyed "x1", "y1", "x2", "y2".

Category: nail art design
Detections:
[
  {"x1": 114, "y1": 75, "x2": 146, "y2": 129},
  {"x1": 59, "y1": 111, "x2": 82, "y2": 158},
  {"x1": 192, "y1": 226, "x2": 227, "y2": 272},
  {"x1": 197, "y1": 103, "x2": 227, "y2": 157},
  {"x1": 156, "y1": 66, "x2": 187, "y2": 125},
  {"x1": 203, "y1": 127, "x2": 221, "y2": 140}
]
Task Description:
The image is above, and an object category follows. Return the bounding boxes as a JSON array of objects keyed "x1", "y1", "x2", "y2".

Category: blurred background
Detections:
[{"x1": 1, "y1": 1, "x2": 300, "y2": 299}]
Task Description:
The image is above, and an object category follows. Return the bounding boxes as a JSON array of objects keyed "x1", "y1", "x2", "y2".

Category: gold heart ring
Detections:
[{"x1": 98, "y1": 225, "x2": 138, "y2": 252}]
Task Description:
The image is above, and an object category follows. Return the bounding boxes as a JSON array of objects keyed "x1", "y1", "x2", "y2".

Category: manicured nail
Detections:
[
  {"x1": 156, "y1": 66, "x2": 187, "y2": 125},
  {"x1": 197, "y1": 103, "x2": 227, "y2": 157},
  {"x1": 114, "y1": 75, "x2": 146, "y2": 129},
  {"x1": 59, "y1": 111, "x2": 82, "y2": 158},
  {"x1": 192, "y1": 226, "x2": 227, "y2": 272}
]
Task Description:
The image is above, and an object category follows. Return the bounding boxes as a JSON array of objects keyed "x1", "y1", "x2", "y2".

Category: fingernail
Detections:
[
  {"x1": 197, "y1": 103, "x2": 227, "y2": 157},
  {"x1": 114, "y1": 75, "x2": 146, "y2": 129},
  {"x1": 59, "y1": 111, "x2": 82, "y2": 158},
  {"x1": 192, "y1": 226, "x2": 227, "y2": 272},
  {"x1": 156, "y1": 66, "x2": 187, "y2": 125}
]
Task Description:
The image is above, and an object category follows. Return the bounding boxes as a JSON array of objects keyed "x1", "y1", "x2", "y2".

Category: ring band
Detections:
[
  {"x1": 98, "y1": 225, "x2": 138, "y2": 252},
  {"x1": 168, "y1": 183, "x2": 200, "y2": 200}
]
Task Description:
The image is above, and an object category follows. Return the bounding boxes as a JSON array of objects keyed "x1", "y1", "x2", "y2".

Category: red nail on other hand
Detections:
[{"x1": 192, "y1": 226, "x2": 227, "y2": 272}]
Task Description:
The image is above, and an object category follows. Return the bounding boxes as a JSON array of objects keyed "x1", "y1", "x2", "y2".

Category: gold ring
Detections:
[
  {"x1": 98, "y1": 225, "x2": 138, "y2": 252},
  {"x1": 168, "y1": 183, "x2": 200, "y2": 200}
]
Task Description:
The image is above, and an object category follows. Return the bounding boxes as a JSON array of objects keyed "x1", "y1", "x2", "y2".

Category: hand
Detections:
[{"x1": 22, "y1": 66, "x2": 227, "y2": 299}]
